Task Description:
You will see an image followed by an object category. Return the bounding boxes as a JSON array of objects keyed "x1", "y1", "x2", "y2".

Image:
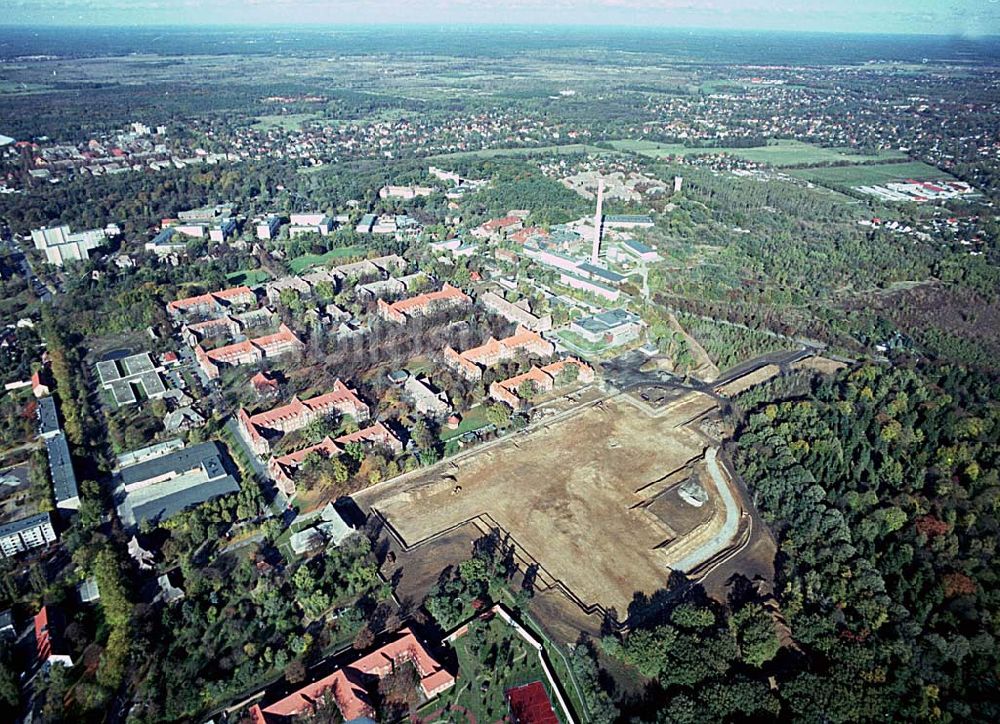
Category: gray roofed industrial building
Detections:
[
  {"x1": 576, "y1": 262, "x2": 626, "y2": 285},
  {"x1": 116, "y1": 441, "x2": 240, "y2": 527},
  {"x1": 622, "y1": 238, "x2": 656, "y2": 255}
]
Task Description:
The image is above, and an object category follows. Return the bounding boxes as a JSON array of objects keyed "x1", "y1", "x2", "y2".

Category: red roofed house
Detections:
[
  {"x1": 250, "y1": 627, "x2": 454, "y2": 724},
  {"x1": 238, "y1": 380, "x2": 370, "y2": 457},
  {"x1": 250, "y1": 371, "x2": 280, "y2": 398},
  {"x1": 195, "y1": 324, "x2": 303, "y2": 379},
  {"x1": 376, "y1": 283, "x2": 472, "y2": 324},
  {"x1": 31, "y1": 369, "x2": 51, "y2": 398},
  {"x1": 268, "y1": 422, "x2": 402, "y2": 496},
  {"x1": 166, "y1": 285, "x2": 257, "y2": 322},
  {"x1": 473, "y1": 215, "x2": 523, "y2": 241},
  {"x1": 507, "y1": 681, "x2": 560, "y2": 724},
  {"x1": 443, "y1": 326, "x2": 555, "y2": 381},
  {"x1": 509, "y1": 226, "x2": 548, "y2": 245},
  {"x1": 35, "y1": 606, "x2": 73, "y2": 671},
  {"x1": 489, "y1": 357, "x2": 594, "y2": 410}
]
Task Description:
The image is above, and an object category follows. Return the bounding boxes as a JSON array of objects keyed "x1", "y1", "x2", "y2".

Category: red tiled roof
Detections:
[
  {"x1": 257, "y1": 628, "x2": 454, "y2": 723},
  {"x1": 483, "y1": 216, "x2": 521, "y2": 231},
  {"x1": 34, "y1": 607, "x2": 52, "y2": 662},
  {"x1": 381, "y1": 283, "x2": 471, "y2": 317}
]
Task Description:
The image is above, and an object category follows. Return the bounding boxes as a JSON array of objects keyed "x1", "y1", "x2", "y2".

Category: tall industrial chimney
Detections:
[{"x1": 591, "y1": 179, "x2": 604, "y2": 266}]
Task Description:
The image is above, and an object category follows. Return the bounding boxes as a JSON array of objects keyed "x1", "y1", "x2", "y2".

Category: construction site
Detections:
[{"x1": 354, "y1": 381, "x2": 756, "y2": 635}]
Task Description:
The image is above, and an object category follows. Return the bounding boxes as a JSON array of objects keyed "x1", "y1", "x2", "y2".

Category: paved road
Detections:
[
  {"x1": 670, "y1": 447, "x2": 742, "y2": 574},
  {"x1": 2, "y1": 233, "x2": 53, "y2": 302}
]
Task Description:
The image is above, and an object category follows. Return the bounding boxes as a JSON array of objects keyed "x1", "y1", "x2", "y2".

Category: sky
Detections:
[{"x1": 3, "y1": 0, "x2": 999, "y2": 36}]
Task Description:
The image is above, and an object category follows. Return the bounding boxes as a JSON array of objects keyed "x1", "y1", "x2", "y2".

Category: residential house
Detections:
[
  {"x1": 376, "y1": 283, "x2": 472, "y2": 324},
  {"x1": 238, "y1": 380, "x2": 370, "y2": 457},
  {"x1": 249, "y1": 627, "x2": 454, "y2": 724},
  {"x1": 443, "y1": 326, "x2": 555, "y2": 381},
  {"x1": 268, "y1": 421, "x2": 401, "y2": 496},
  {"x1": 489, "y1": 358, "x2": 594, "y2": 410},
  {"x1": 194, "y1": 324, "x2": 303, "y2": 379},
  {"x1": 480, "y1": 291, "x2": 552, "y2": 332}
]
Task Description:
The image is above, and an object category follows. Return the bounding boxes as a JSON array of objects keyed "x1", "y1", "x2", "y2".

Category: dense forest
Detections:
[{"x1": 593, "y1": 363, "x2": 1000, "y2": 722}]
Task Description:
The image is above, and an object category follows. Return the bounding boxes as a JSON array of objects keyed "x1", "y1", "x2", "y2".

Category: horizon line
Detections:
[{"x1": 0, "y1": 22, "x2": 998, "y2": 40}]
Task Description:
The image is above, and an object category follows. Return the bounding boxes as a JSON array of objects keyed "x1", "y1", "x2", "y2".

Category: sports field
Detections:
[
  {"x1": 357, "y1": 392, "x2": 737, "y2": 614},
  {"x1": 609, "y1": 139, "x2": 907, "y2": 167}
]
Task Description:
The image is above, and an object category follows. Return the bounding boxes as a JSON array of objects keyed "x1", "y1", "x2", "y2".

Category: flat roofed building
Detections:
[
  {"x1": 603, "y1": 214, "x2": 654, "y2": 229},
  {"x1": 96, "y1": 353, "x2": 167, "y2": 407},
  {"x1": 620, "y1": 238, "x2": 661, "y2": 263},
  {"x1": 36, "y1": 396, "x2": 80, "y2": 510},
  {"x1": 558, "y1": 271, "x2": 620, "y2": 302},
  {"x1": 255, "y1": 215, "x2": 283, "y2": 240},
  {"x1": 571, "y1": 308, "x2": 644, "y2": 345},
  {"x1": 177, "y1": 203, "x2": 234, "y2": 223},
  {"x1": 116, "y1": 441, "x2": 240, "y2": 526},
  {"x1": 575, "y1": 262, "x2": 626, "y2": 286},
  {"x1": 31, "y1": 225, "x2": 107, "y2": 267},
  {"x1": 0, "y1": 513, "x2": 56, "y2": 558}
]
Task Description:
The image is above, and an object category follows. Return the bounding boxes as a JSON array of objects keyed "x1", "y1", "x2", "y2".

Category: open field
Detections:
[
  {"x1": 609, "y1": 138, "x2": 908, "y2": 167},
  {"x1": 287, "y1": 245, "x2": 367, "y2": 273},
  {"x1": 788, "y1": 160, "x2": 952, "y2": 186},
  {"x1": 251, "y1": 112, "x2": 323, "y2": 131},
  {"x1": 426, "y1": 143, "x2": 613, "y2": 161},
  {"x1": 225, "y1": 269, "x2": 270, "y2": 286},
  {"x1": 357, "y1": 392, "x2": 740, "y2": 617}
]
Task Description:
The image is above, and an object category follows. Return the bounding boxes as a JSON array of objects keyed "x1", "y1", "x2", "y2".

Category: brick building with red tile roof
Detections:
[
  {"x1": 238, "y1": 380, "x2": 370, "y2": 457},
  {"x1": 249, "y1": 627, "x2": 454, "y2": 723}
]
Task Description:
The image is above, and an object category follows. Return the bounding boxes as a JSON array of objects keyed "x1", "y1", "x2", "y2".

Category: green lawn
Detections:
[
  {"x1": 288, "y1": 246, "x2": 367, "y2": 273},
  {"x1": 225, "y1": 269, "x2": 270, "y2": 286},
  {"x1": 787, "y1": 160, "x2": 953, "y2": 187},
  {"x1": 431, "y1": 617, "x2": 565, "y2": 723},
  {"x1": 609, "y1": 139, "x2": 908, "y2": 167},
  {"x1": 440, "y1": 405, "x2": 491, "y2": 443}
]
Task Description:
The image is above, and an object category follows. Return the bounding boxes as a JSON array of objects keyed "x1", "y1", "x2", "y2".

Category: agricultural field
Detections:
[
  {"x1": 787, "y1": 160, "x2": 952, "y2": 187},
  {"x1": 609, "y1": 138, "x2": 908, "y2": 167}
]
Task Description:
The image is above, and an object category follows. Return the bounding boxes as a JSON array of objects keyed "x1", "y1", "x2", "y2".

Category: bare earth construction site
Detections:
[{"x1": 355, "y1": 385, "x2": 752, "y2": 628}]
